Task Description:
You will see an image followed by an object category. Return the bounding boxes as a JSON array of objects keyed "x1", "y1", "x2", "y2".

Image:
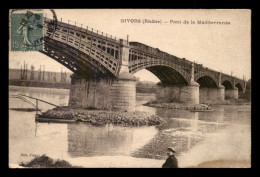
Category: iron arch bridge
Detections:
[{"x1": 41, "y1": 17, "x2": 246, "y2": 90}]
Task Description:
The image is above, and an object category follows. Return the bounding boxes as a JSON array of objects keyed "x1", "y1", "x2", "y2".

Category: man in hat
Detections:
[{"x1": 162, "y1": 147, "x2": 178, "y2": 168}]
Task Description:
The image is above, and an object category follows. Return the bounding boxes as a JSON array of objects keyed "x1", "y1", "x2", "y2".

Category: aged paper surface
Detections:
[{"x1": 9, "y1": 9, "x2": 251, "y2": 168}]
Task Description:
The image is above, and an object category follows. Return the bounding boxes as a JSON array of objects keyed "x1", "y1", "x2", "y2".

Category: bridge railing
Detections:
[
  {"x1": 43, "y1": 16, "x2": 126, "y2": 43},
  {"x1": 128, "y1": 42, "x2": 201, "y2": 74},
  {"x1": 221, "y1": 72, "x2": 244, "y2": 82},
  {"x1": 43, "y1": 17, "x2": 124, "y2": 75}
]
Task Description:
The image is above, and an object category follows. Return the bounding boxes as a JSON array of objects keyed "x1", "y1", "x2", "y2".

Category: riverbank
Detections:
[
  {"x1": 9, "y1": 79, "x2": 71, "y2": 89},
  {"x1": 37, "y1": 106, "x2": 164, "y2": 127},
  {"x1": 16, "y1": 155, "x2": 250, "y2": 168},
  {"x1": 16, "y1": 155, "x2": 165, "y2": 168}
]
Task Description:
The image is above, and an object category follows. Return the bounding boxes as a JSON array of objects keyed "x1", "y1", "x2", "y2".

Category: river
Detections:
[{"x1": 9, "y1": 86, "x2": 251, "y2": 168}]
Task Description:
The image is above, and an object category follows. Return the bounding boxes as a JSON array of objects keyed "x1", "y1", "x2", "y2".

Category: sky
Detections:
[{"x1": 9, "y1": 9, "x2": 251, "y2": 82}]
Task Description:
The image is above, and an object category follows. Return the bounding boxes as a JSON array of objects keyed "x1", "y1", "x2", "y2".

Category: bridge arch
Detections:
[
  {"x1": 41, "y1": 37, "x2": 117, "y2": 79},
  {"x1": 195, "y1": 72, "x2": 219, "y2": 88},
  {"x1": 130, "y1": 65, "x2": 190, "y2": 85},
  {"x1": 196, "y1": 76, "x2": 218, "y2": 88},
  {"x1": 222, "y1": 80, "x2": 233, "y2": 89},
  {"x1": 235, "y1": 82, "x2": 243, "y2": 92}
]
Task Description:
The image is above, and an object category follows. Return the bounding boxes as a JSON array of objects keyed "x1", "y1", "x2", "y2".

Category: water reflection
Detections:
[
  {"x1": 67, "y1": 123, "x2": 158, "y2": 157},
  {"x1": 9, "y1": 110, "x2": 69, "y2": 164},
  {"x1": 9, "y1": 86, "x2": 69, "y2": 111}
]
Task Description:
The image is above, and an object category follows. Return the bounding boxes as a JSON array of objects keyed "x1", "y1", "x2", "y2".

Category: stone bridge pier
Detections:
[
  {"x1": 223, "y1": 78, "x2": 239, "y2": 100},
  {"x1": 68, "y1": 39, "x2": 137, "y2": 111},
  {"x1": 68, "y1": 73, "x2": 137, "y2": 111},
  {"x1": 156, "y1": 83, "x2": 200, "y2": 105},
  {"x1": 199, "y1": 85, "x2": 225, "y2": 102},
  {"x1": 199, "y1": 73, "x2": 225, "y2": 102},
  {"x1": 156, "y1": 63, "x2": 200, "y2": 105},
  {"x1": 225, "y1": 87, "x2": 238, "y2": 99}
]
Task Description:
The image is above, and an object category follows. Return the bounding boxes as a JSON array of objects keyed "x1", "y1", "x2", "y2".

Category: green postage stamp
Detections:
[{"x1": 10, "y1": 10, "x2": 44, "y2": 51}]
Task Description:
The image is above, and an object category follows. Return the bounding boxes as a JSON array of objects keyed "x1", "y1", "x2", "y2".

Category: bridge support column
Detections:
[
  {"x1": 225, "y1": 87, "x2": 238, "y2": 99},
  {"x1": 184, "y1": 63, "x2": 200, "y2": 104},
  {"x1": 199, "y1": 85, "x2": 225, "y2": 103},
  {"x1": 68, "y1": 74, "x2": 137, "y2": 111},
  {"x1": 109, "y1": 38, "x2": 137, "y2": 111},
  {"x1": 68, "y1": 74, "x2": 113, "y2": 110},
  {"x1": 156, "y1": 62, "x2": 199, "y2": 104},
  {"x1": 185, "y1": 81, "x2": 200, "y2": 104},
  {"x1": 156, "y1": 82, "x2": 199, "y2": 104},
  {"x1": 217, "y1": 85, "x2": 225, "y2": 101},
  {"x1": 110, "y1": 73, "x2": 137, "y2": 111}
]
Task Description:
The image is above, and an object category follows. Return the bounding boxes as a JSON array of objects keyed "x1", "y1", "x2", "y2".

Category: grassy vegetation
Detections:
[{"x1": 19, "y1": 155, "x2": 81, "y2": 168}]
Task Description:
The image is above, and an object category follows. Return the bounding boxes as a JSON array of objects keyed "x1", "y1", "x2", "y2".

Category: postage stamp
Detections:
[{"x1": 10, "y1": 10, "x2": 44, "y2": 51}]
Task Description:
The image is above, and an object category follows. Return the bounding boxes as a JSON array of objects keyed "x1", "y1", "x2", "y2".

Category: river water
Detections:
[{"x1": 9, "y1": 86, "x2": 251, "y2": 168}]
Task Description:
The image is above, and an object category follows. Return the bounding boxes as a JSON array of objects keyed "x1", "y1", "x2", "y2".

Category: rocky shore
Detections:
[
  {"x1": 144, "y1": 98, "x2": 250, "y2": 110},
  {"x1": 37, "y1": 107, "x2": 164, "y2": 127},
  {"x1": 144, "y1": 101, "x2": 213, "y2": 111}
]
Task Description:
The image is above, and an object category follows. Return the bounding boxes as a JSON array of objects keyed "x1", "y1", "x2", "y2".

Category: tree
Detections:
[
  {"x1": 30, "y1": 65, "x2": 35, "y2": 80},
  {"x1": 53, "y1": 73, "x2": 56, "y2": 82}
]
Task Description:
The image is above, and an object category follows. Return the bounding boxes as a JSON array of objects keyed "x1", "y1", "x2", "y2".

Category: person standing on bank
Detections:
[{"x1": 162, "y1": 147, "x2": 178, "y2": 168}]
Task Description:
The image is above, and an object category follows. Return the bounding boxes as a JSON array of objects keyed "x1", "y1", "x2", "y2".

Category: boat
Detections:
[
  {"x1": 9, "y1": 108, "x2": 42, "y2": 112},
  {"x1": 35, "y1": 116, "x2": 76, "y2": 123}
]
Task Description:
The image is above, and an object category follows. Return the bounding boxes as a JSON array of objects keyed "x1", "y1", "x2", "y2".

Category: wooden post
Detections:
[{"x1": 36, "y1": 99, "x2": 38, "y2": 115}]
